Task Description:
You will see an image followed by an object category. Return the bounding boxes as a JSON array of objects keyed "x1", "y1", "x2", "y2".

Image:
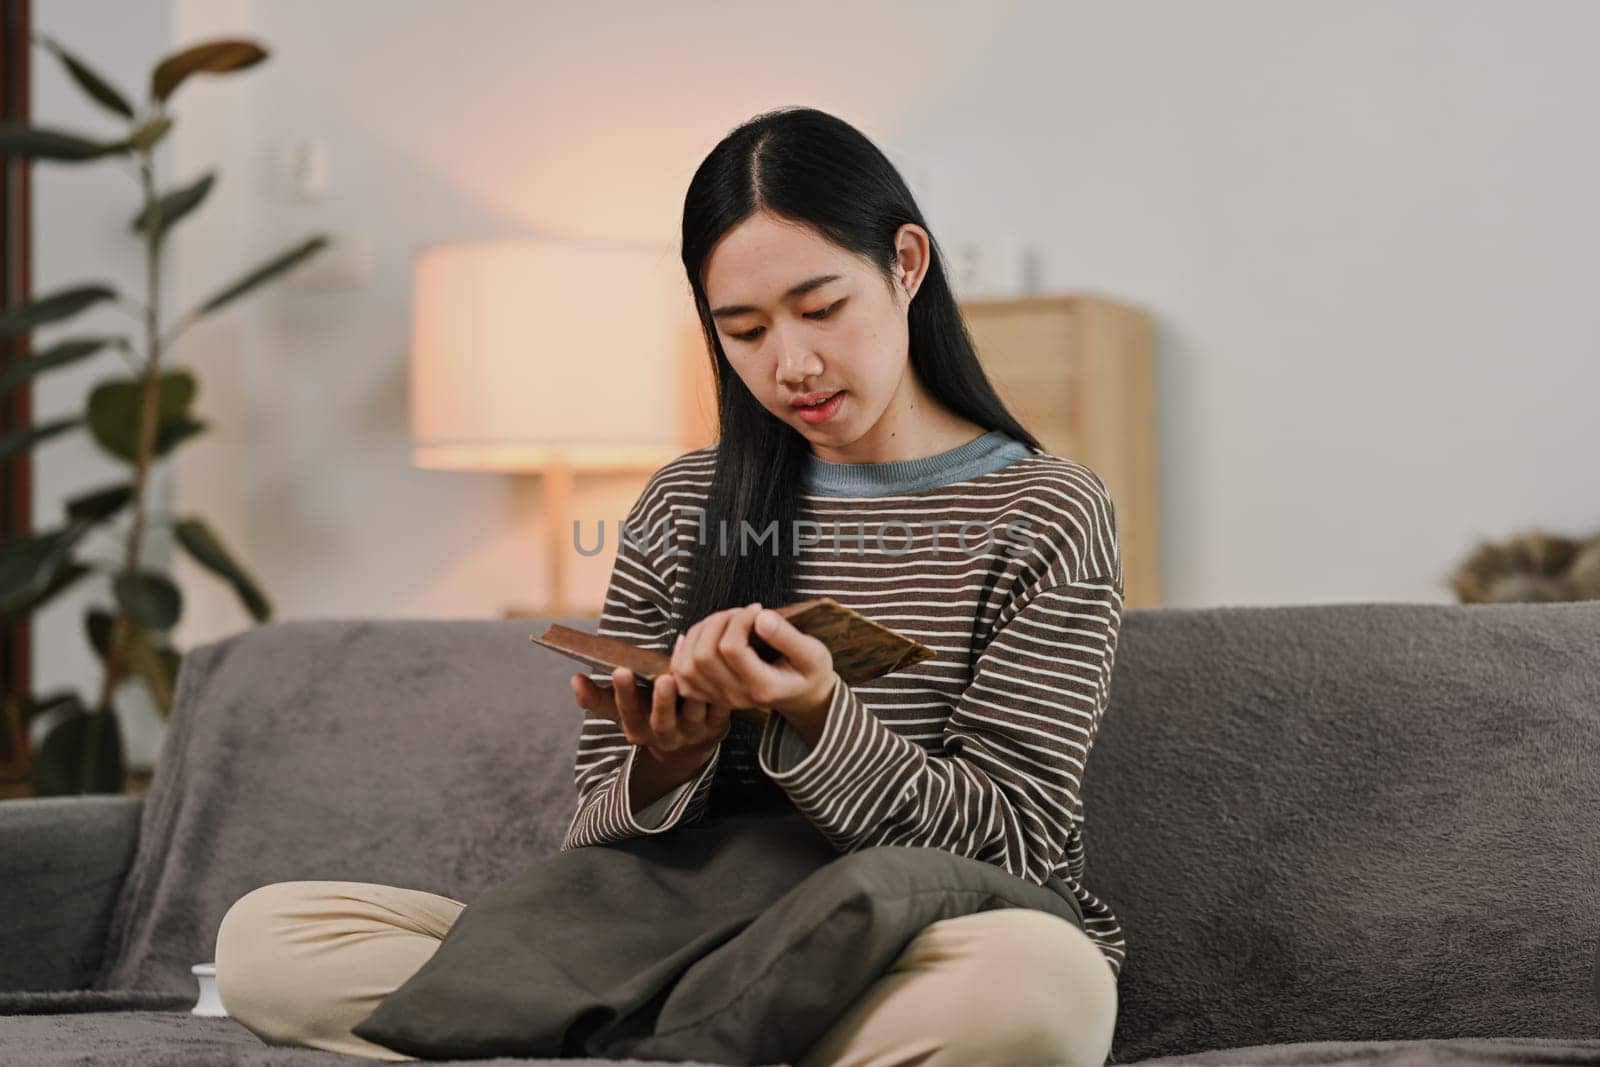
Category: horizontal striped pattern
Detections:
[{"x1": 559, "y1": 444, "x2": 1127, "y2": 981}]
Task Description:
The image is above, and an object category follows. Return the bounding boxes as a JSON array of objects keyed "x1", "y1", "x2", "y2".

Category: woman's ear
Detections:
[{"x1": 889, "y1": 222, "x2": 930, "y2": 304}]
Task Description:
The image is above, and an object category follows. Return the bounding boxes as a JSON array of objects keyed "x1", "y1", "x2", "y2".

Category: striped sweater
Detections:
[{"x1": 558, "y1": 434, "x2": 1127, "y2": 981}]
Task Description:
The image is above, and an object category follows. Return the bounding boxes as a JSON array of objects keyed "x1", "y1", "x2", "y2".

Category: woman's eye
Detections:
[{"x1": 729, "y1": 301, "x2": 843, "y2": 343}]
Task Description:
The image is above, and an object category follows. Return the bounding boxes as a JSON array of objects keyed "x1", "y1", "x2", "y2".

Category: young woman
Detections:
[{"x1": 216, "y1": 106, "x2": 1125, "y2": 1067}]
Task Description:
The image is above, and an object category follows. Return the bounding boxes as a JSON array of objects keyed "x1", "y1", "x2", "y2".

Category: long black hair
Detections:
[{"x1": 675, "y1": 106, "x2": 1040, "y2": 634}]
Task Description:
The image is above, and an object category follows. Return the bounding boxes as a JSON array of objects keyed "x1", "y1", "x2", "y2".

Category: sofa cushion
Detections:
[{"x1": 1084, "y1": 600, "x2": 1600, "y2": 1063}]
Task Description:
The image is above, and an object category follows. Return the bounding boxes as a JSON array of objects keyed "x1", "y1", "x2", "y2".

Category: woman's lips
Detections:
[{"x1": 795, "y1": 391, "x2": 845, "y2": 425}]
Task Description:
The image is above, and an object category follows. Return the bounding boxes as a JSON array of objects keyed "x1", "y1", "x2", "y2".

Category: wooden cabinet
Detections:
[{"x1": 959, "y1": 294, "x2": 1162, "y2": 608}]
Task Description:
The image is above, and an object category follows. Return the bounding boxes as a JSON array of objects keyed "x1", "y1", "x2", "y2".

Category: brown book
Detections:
[{"x1": 530, "y1": 597, "x2": 937, "y2": 723}]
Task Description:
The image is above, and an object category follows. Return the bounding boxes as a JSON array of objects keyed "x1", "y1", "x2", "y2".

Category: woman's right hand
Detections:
[{"x1": 571, "y1": 668, "x2": 732, "y2": 767}]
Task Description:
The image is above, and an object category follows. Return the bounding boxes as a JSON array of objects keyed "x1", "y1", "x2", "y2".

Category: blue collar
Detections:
[{"x1": 801, "y1": 429, "x2": 1034, "y2": 497}]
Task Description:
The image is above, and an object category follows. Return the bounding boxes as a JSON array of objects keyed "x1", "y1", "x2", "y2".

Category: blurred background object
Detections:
[
  {"x1": 962, "y1": 293, "x2": 1160, "y2": 608},
  {"x1": 1448, "y1": 529, "x2": 1600, "y2": 603},
  {"x1": 409, "y1": 239, "x2": 696, "y2": 617}
]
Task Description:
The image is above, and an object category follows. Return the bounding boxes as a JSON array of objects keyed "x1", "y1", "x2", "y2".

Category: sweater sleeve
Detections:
[
  {"x1": 632, "y1": 778, "x2": 701, "y2": 827},
  {"x1": 559, "y1": 479, "x2": 721, "y2": 850},
  {"x1": 756, "y1": 571, "x2": 1123, "y2": 886}
]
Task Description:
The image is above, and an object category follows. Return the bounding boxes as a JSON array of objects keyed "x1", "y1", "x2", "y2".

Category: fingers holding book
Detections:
[
  {"x1": 530, "y1": 597, "x2": 935, "y2": 711},
  {"x1": 570, "y1": 668, "x2": 732, "y2": 765},
  {"x1": 670, "y1": 602, "x2": 837, "y2": 719}
]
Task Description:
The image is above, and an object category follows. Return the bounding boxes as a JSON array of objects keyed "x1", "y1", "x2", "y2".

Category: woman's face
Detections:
[{"x1": 702, "y1": 211, "x2": 930, "y2": 463}]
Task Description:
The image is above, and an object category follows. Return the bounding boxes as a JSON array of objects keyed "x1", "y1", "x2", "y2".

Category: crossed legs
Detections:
[{"x1": 216, "y1": 881, "x2": 1116, "y2": 1066}]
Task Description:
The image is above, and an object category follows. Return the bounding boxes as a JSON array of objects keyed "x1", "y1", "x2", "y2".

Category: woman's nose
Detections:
[{"x1": 776, "y1": 344, "x2": 822, "y2": 384}]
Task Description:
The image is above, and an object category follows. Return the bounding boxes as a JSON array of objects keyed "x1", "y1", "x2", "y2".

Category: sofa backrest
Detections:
[
  {"x1": 1092, "y1": 600, "x2": 1600, "y2": 1062},
  {"x1": 95, "y1": 603, "x2": 1600, "y2": 1062}
]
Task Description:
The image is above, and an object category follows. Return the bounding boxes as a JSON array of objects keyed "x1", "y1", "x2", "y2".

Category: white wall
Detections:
[
  {"x1": 28, "y1": 0, "x2": 1600, "y2": 764},
  {"x1": 892, "y1": 0, "x2": 1600, "y2": 606}
]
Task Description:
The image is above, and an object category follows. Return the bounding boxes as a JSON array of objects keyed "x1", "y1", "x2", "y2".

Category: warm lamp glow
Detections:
[
  {"x1": 410, "y1": 238, "x2": 700, "y2": 615},
  {"x1": 410, "y1": 239, "x2": 692, "y2": 471},
  {"x1": 411, "y1": 442, "x2": 682, "y2": 471}
]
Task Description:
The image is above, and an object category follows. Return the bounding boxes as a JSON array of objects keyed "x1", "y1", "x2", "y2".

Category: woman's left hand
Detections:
[{"x1": 670, "y1": 602, "x2": 836, "y2": 719}]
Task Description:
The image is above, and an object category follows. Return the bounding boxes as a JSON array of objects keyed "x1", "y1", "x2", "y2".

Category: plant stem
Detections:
[{"x1": 84, "y1": 138, "x2": 165, "y2": 793}]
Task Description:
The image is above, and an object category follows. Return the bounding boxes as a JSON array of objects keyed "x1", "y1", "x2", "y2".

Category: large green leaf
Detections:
[
  {"x1": 0, "y1": 284, "x2": 117, "y2": 336},
  {"x1": 0, "y1": 560, "x2": 90, "y2": 621},
  {"x1": 33, "y1": 705, "x2": 123, "y2": 796},
  {"x1": 85, "y1": 371, "x2": 197, "y2": 462},
  {"x1": 174, "y1": 516, "x2": 271, "y2": 621},
  {"x1": 0, "y1": 336, "x2": 117, "y2": 393},
  {"x1": 131, "y1": 171, "x2": 216, "y2": 241},
  {"x1": 155, "y1": 415, "x2": 208, "y2": 454},
  {"x1": 151, "y1": 39, "x2": 268, "y2": 103},
  {"x1": 18, "y1": 689, "x2": 84, "y2": 724},
  {"x1": 0, "y1": 523, "x2": 92, "y2": 614},
  {"x1": 86, "y1": 607, "x2": 117, "y2": 661},
  {"x1": 0, "y1": 121, "x2": 125, "y2": 161},
  {"x1": 113, "y1": 569, "x2": 182, "y2": 630},
  {"x1": 65, "y1": 481, "x2": 134, "y2": 523},
  {"x1": 0, "y1": 414, "x2": 82, "y2": 461},
  {"x1": 0, "y1": 532, "x2": 59, "y2": 602},
  {"x1": 34, "y1": 33, "x2": 134, "y2": 119},
  {"x1": 196, "y1": 235, "x2": 330, "y2": 316}
]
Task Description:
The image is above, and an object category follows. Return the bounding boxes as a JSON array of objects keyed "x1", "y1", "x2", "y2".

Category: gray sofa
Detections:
[{"x1": 3, "y1": 600, "x2": 1599, "y2": 1066}]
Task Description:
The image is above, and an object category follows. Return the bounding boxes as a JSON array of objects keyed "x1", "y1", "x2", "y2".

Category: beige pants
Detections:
[{"x1": 215, "y1": 879, "x2": 1118, "y2": 1067}]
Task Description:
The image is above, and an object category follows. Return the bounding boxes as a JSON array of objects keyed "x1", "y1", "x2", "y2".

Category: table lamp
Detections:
[{"x1": 410, "y1": 239, "x2": 697, "y2": 616}]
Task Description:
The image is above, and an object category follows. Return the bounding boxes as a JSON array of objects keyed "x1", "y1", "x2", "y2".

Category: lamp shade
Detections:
[{"x1": 410, "y1": 239, "x2": 693, "y2": 471}]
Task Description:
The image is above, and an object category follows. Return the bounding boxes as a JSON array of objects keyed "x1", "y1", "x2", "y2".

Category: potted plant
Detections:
[{"x1": 0, "y1": 34, "x2": 330, "y2": 796}]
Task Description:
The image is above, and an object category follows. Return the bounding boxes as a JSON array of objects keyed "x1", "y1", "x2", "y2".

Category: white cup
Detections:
[{"x1": 191, "y1": 962, "x2": 227, "y2": 1017}]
